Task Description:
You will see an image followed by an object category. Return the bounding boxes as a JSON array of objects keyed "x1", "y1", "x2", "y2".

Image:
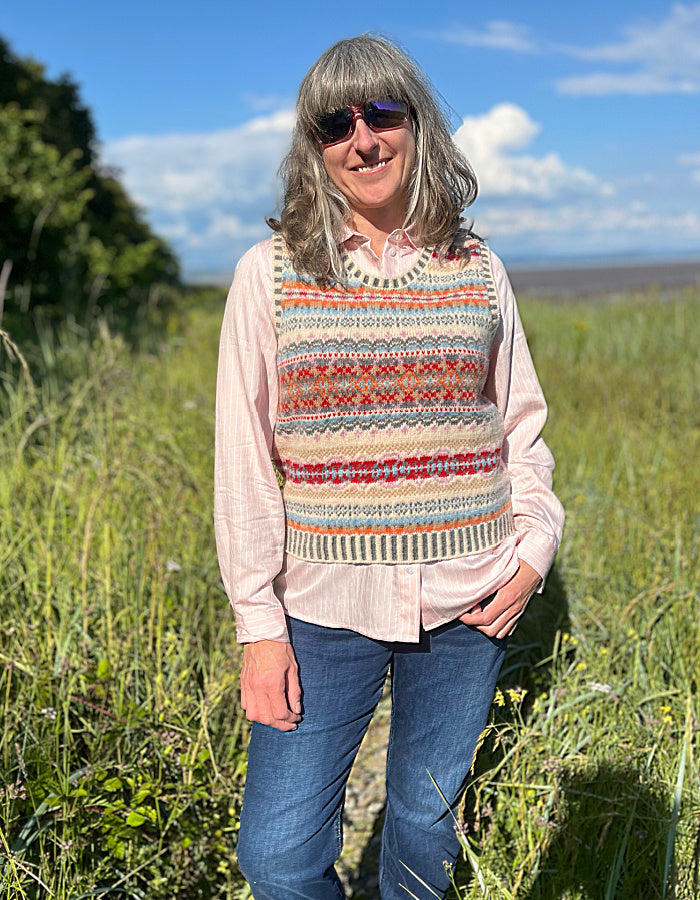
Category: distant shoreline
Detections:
[
  {"x1": 186, "y1": 257, "x2": 700, "y2": 296},
  {"x1": 507, "y1": 258, "x2": 700, "y2": 297}
]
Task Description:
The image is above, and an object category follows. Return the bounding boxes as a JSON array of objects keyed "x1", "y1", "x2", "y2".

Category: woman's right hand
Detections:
[{"x1": 240, "y1": 640, "x2": 302, "y2": 731}]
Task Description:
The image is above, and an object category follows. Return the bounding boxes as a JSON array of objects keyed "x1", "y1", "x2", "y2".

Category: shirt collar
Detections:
[{"x1": 339, "y1": 222, "x2": 421, "y2": 252}]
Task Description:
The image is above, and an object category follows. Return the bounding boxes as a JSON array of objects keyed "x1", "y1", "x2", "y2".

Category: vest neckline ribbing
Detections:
[{"x1": 339, "y1": 244, "x2": 436, "y2": 289}]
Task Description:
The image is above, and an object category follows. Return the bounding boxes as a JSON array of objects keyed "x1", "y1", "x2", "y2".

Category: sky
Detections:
[{"x1": 3, "y1": 1, "x2": 700, "y2": 277}]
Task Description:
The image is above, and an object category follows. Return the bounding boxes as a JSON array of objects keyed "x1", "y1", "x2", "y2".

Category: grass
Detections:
[
  {"x1": 1, "y1": 285, "x2": 698, "y2": 898},
  {"x1": 1, "y1": 304, "x2": 248, "y2": 897},
  {"x1": 450, "y1": 286, "x2": 700, "y2": 899}
]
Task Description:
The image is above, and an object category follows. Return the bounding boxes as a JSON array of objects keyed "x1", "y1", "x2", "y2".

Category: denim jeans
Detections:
[{"x1": 237, "y1": 616, "x2": 507, "y2": 900}]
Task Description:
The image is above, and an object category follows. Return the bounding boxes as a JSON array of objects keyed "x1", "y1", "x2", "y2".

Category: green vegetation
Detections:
[
  {"x1": 1, "y1": 285, "x2": 698, "y2": 898},
  {"x1": 0, "y1": 298, "x2": 245, "y2": 897},
  {"x1": 0, "y1": 36, "x2": 179, "y2": 337},
  {"x1": 450, "y1": 287, "x2": 700, "y2": 900}
]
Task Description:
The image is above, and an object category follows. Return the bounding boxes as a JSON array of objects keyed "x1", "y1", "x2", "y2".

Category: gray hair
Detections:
[{"x1": 268, "y1": 34, "x2": 478, "y2": 282}]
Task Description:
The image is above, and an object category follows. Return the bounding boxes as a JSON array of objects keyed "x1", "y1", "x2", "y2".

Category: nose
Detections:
[{"x1": 352, "y1": 116, "x2": 380, "y2": 153}]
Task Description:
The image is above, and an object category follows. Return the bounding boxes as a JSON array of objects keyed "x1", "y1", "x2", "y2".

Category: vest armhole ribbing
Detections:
[
  {"x1": 271, "y1": 233, "x2": 285, "y2": 335},
  {"x1": 480, "y1": 242, "x2": 501, "y2": 334}
]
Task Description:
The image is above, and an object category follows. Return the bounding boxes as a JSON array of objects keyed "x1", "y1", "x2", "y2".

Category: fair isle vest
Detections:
[{"x1": 272, "y1": 233, "x2": 515, "y2": 564}]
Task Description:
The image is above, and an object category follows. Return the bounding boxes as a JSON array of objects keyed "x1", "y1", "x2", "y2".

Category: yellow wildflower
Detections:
[{"x1": 507, "y1": 687, "x2": 527, "y2": 705}]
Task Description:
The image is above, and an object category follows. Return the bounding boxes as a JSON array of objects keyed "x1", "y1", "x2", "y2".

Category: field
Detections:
[{"x1": 0, "y1": 284, "x2": 698, "y2": 898}]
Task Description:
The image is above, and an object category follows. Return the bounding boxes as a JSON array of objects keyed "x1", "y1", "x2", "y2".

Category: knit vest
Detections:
[{"x1": 272, "y1": 234, "x2": 515, "y2": 564}]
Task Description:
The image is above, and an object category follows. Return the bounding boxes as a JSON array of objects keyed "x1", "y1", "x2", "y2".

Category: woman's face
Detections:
[{"x1": 321, "y1": 113, "x2": 416, "y2": 230}]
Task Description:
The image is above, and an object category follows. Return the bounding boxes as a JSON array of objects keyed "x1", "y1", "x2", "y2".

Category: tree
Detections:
[
  {"x1": 0, "y1": 104, "x2": 92, "y2": 311},
  {"x1": 0, "y1": 35, "x2": 180, "y2": 331}
]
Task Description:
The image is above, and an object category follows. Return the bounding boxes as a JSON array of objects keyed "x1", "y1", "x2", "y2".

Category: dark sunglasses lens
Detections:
[
  {"x1": 365, "y1": 99, "x2": 409, "y2": 129},
  {"x1": 316, "y1": 108, "x2": 353, "y2": 144}
]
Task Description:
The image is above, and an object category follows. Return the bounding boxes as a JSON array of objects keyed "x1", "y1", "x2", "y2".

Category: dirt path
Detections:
[{"x1": 337, "y1": 687, "x2": 391, "y2": 898}]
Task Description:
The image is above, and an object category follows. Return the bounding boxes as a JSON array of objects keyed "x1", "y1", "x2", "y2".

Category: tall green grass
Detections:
[
  {"x1": 450, "y1": 287, "x2": 699, "y2": 900},
  {"x1": 1, "y1": 286, "x2": 698, "y2": 898},
  {"x1": 1, "y1": 308, "x2": 248, "y2": 898}
]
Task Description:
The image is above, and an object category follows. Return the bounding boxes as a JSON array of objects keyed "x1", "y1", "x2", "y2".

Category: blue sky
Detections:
[{"x1": 3, "y1": 1, "x2": 700, "y2": 275}]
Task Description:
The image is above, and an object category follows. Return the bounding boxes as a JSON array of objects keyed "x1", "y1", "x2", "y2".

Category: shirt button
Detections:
[
  {"x1": 406, "y1": 566, "x2": 414, "y2": 575},
  {"x1": 389, "y1": 249, "x2": 397, "y2": 257}
]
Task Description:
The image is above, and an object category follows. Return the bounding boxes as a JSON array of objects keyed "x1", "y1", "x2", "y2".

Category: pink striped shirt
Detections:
[{"x1": 214, "y1": 228, "x2": 564, "y2": 643}]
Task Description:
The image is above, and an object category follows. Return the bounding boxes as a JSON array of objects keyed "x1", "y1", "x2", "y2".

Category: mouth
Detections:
[{"x1": 353, "y1": 159, "x2": 390, "y2": 174}]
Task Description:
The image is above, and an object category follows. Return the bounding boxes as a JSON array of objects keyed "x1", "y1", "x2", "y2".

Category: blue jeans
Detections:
[{"x1": 237, "y1": 617, "x2": 506, "y2": 900}]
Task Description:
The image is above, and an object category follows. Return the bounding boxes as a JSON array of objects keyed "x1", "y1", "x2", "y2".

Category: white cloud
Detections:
[
  {"x1": 106, "y1": 110, "x2": 294, "y2": 211},
  {"x1": 557, "y1": 71, "x2": 699, "y2": 96},
  {"x1": 477, "y1": 201, "x2": 700, "y2": 239},
  {"x1": 472, "y1": 199, "x2": 700, "y2": 260},
  {"x1": 100, "y1": 101, "x2": 700, "y2": 274},
  {"x1": 431, "y1": 20, "x2": 536, "y2": 53},
  {"x1": 241, "y1": 92, "x2": 294, "y2": 113},
  {"x1": 453, "y1": 103, "x2": 610, "y2": 198},
  {"x1": 557, "y1": 3, "x2": 700, "y2": 95},
  {"x1": 678, "y1": 151, "x2": 700, "y2": 186},
  {"x1": 206, "y1": 212, "x2": 267, "y2": 241},
  {"x1": 428, "y1": 8, "x2": 700, "y2": 97},
  {"x1": 103, "y1": 109, "x2": 294, "y2": 271},
  {"x1": 452, "y1": 105, "x2": 700, "y2": 259}
]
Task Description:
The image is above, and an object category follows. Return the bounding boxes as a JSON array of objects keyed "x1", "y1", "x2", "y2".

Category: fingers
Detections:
[
  {"x1": 460, "y1": 593, "x2": 528, "y2": 639},
  {"x1": 244, "y1": 696, "x2": 302, "y2": 730},
  {"x1": 286, "y1": 666, "x2": 302, "y2": 716},
  {"x1": 267, "y1": 672, "x2": 300, "y2": 723},
  {"x1": 459, "y1": 562, "x2": 542, "y2": 640},
  {"x1": 242, "y1": 673, "x2": 302, "y2": 731},
  {"x1": 240, "y1": 640, "x2": 303, "y2": 732}
]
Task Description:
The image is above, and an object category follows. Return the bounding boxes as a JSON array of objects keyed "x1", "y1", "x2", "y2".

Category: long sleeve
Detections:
[
  {"x1": 484, "y1": 251, "x2": 565, "y2": 580},
  {"x1": 214, "y1": 239, "x2": 289, "y2": 643}
]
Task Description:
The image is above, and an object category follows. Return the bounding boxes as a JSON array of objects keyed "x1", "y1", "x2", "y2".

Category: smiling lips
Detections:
[{"x1": 354, "y1": 159, "x2": 390, "y2": 174}]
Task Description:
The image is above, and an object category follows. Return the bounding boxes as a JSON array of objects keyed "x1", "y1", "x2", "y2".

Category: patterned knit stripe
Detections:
[
  {"x1": 285, "y1": 501, "x2": 512, "y2": 536},
  {"x1": 278, "y1": 337, "x2": 491, "y2": 363},
  {"x1": 286, "y1": 505, "x2": 512, "y2": 537},
  {"x1": 274, "y1": 405, "x2": 503, "y2": 442},
  {"x1": 279, "y1": 322, "x2": 494, "y2": 356},
  {"x1": 277, "y1": 305, "x2": 495, "y2": 340},
  {"x1": 282, "y1": 471, "x2": 512, "y2": 540},
  {"x1": 280, "y1": 282, "x2": 494, "y2": 309},
  {"x1": 285, "y1": 509, "x2": 515, "y2": 564},
  {"x1": 279, "y1": 288, "x2": 494, "y2": 328},
  {"x1": 283, "y1": 483, "x2": 512, "y2": 524},
  {"x1": 278, "y1": 356, "x2": 487, "y2": 416},
  {"x1": 280, "y1": 352, "x2": 485, "y2": 373},
  {"x1": 282, "y1": 449, "x2": 502, "y2": 487}
]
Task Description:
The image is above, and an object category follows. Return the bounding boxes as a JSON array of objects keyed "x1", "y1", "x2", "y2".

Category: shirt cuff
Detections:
[
  {"x1": 515, "y1": 528, "x2": 559, "y2": 588},
  {"x1": 233, "y1": 598, "x2": 290, "y2": 644}
]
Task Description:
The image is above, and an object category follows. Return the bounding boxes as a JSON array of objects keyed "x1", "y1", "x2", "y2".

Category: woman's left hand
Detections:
[{"x1": 459, "y1": 560, "x2": 542, "y2": 640}]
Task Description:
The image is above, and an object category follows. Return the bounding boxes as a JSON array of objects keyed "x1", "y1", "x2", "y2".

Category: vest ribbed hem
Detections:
[{"x1": 285, "y1": 508, "x2": 514, "y2": 564}]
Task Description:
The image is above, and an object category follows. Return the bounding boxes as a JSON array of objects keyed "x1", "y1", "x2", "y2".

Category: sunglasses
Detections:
[{"x1": 313, "y1": 98, "x2": 410, "y2": 148}]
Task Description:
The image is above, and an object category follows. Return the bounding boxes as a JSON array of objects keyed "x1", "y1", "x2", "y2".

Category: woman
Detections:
[{"x1": 215, "y1": 34, "x2": 564, "y2": 900}]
